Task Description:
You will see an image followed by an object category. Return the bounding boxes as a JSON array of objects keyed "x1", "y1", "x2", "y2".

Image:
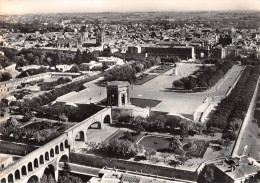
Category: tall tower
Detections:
[{"x1": 96, "y1": 28, "x2": 104, "y2": 46}]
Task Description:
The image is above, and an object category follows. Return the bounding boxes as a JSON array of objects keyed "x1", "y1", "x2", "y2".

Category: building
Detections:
[
  {"x1": 0, "y1": 154, "x2": 13, "y2": 171},
  {"x1": 55, "y1": 65, "x2": 74, "y2": 72},
  {"x1": 226, "y1": 46, "x2": 239, "y2": 59},
  {"x1": 106, "y1": 81, "x2": 130, "y2": 106},
  {"x1": 97, "y1": 57, "x2": 124, "y2": 66},
  {"x1": 195, "y1": 46, "x2": 210, "y2": 59},
  {"x1": 56, "y1": 38, "x2": 77, "y2": 49},
  {"x1": 127, "y1": 45, "x2": 141, "y2": 54},
  {"x1": 219, "y1": 34, "x2": 233, "y2": 46},
  {"x1": 141, "y1": 46, "x2": 195, "y2": 59},
  {"x1": 96, "y1": 28, "x2": 105, "y2": 46},
  {"x1": 90, "y1": 167, "x2": 180, "y2": 183},
  {"x1": 212, "y1": 46, "x2": 226, "y2": 59},
  {"x1": 214, "y1": 156, "x2": 260, "y2": 183},
  {"x1": 81, "y1": 61, "x2": 102, "y2": 70}
]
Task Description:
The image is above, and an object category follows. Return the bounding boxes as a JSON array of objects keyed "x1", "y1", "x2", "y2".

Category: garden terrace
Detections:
[
  {"x1": 207, "y1": 67, "x2": 259, "y2": 129},
  {"x1": 115, "y1": 115, "x2": 205, "y2": 135},
  {"x1": 207, "y1": 65, "x2": 260, "y2": 139},
  {"x1": 134, "y1": 74, "x2": 158, "y2": 85},
  {"x1": 149, "y1": 65, "x2": 174, "y2": 74},
  {"x1": 0, "y1": 120, "x2": 72, "y2": 146},
  {"x1": 11, "y1": 89, "x2": 37, "y2": 100},
  {"x1": 10, "y1": 73, "x2": 101, "y2": 114},
  {"x1": 172, "y1": 60, "x2": 234, "y2": 90},
  {"x1": 36, "y1": 103, "x2": 104, "y2": 122},
  {"x1": 137, "y1": 135, "x2": 209, "y2": 158},
  {"x1": 104, "y1": 56, "x2": 160, "y2": 84}
]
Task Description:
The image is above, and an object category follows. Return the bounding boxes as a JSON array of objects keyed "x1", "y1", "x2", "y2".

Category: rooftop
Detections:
[
  {"x1": 0, "y1": 154, "x2": 12, "y2": 165},
  {"x1": 215, "y1": 157, "x2": 260, "y2": 180}
]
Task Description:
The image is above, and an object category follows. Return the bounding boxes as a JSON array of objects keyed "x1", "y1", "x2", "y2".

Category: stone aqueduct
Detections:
[{"x1": 0, "y1": 108, "x2": 112, "y2": 183}]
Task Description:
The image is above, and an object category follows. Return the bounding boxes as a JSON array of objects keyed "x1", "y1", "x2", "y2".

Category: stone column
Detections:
[{"x1": 118, "y1": 92, "x2": 121, "y2": 106}]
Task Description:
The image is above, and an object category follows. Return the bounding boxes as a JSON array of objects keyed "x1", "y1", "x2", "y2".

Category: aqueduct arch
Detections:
[
  {"x1": 39, "y1": 155, "x2": 44, "y2": 165},
  {"x1": 7, "y1": 174, "x2": 13, "y2": 183},
  {"x1": 33, "y1": 158, "x2": 38, "y2": 169},
  {"x1": 43, "y1": 164, "x2": 55, "y2": 180},
  {"x1": 21, "y1": 166, "x2": 27, "y2": 176},
  {"x1": 75, "y1": 131, "x2": 85, "y2": 142},
  {"x1": 27, "y1": 175, "x2": 38, "y2": 183},
  {"x1": 0, "y1": 108, "x2": 111, "y2": 182},
  {"x1": 58, "y1": 154, "x2": 69, "y2": 163},
  {"x1": 104, "y1": 114, "x2": 111, "y2": 124},
  {"x1": 14, "y1": 169, "x2": 20, "y2": 180}
]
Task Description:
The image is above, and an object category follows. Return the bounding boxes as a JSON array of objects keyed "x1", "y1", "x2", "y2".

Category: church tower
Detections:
[{"x1": 96, "y1": 28, "x2": 105, "y2": 46}]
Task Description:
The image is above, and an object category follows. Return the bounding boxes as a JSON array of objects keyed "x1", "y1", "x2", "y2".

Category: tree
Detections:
[
  {"x1": 102, "y1": 47, "x2": 112, "y2": 57},
  {"x1": 62, "y1": 162, "x2": 71, "y2": 173},
  {"x1": 172, "y1": 80, "x2": 184, "y2": 88},
  {"x1": 69, "y1": 65, "x2": 80, "y2": 73},
  {"x1": 161, "y1": 153, "x2": 171, "y2": 163},
  {"x1": 151, "y1": 32, "x2": 157, "y2": 38},
  {"x1": 145, "y1": 149, "x2": 156, "y2": 160},
  {"x1": 102, "y1": 62, "x2": 109, "y2": 71},
  {"x1": 39, "y1": 175, "x2": 56, "y2": 183},
  {"x1": 100, "y1": 139, "x2": 138, "y2": 158},
  {"x1": 58, "y1": 173, "x2": 83, "y2": 183},
  {"x1": 169, "y1": 138, "x2": 182, "y2": 152},
  {"x1": 74, "y1": 49, "x2": 83, "y2": 65},
  {"x1": 53, "y1": 52, "x2": 61, "y2": 66},
  {"x1": 180, "y1": 121, "x2": 189, "y2": 139},
  {"x1": 222, "y1": 131, "x2": 237, "y2": 141},
  {"x1": 59, "y1": 113, "x2": 68, "y2": 123},
  {"x1": 0, "y1": 72, "x2": 12, "y2": 82},
  {"x1": 23, "y1": 111, "x2": 35, "y2": 121},
  {"x1": 122, "y1": 131, "x2": 135, "y2": 142},
  {"x1": 227, "y1": 118, "x2": 242, "y2": 131},
  {"x1": 197, "y1": 164, "x2": 216, "y2": 183}
]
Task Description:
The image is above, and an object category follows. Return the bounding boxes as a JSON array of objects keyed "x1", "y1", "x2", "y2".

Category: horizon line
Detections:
[{"x1": 1, "y1": 9, "x2": 258, "y2": 16}]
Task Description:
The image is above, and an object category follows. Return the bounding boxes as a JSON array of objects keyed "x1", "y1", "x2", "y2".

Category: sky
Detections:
[{"x1": 0, "y1": 0, "x2": 259, "y2": 15}]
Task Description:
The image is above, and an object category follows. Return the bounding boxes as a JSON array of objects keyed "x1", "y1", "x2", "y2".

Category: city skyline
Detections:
[{"x1": 0, "y1": 0, "x2": 259, "y2": 15}]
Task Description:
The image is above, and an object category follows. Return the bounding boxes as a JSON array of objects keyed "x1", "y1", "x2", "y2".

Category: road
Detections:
[
  {"x1": 58, "y1": 162, "x2": 100, "y2": 177},
  {"x1": 234, "y1": 77, "x2": 260, "y2": 158}
]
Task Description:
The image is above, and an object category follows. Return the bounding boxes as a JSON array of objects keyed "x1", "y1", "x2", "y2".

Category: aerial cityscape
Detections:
[{"x1": 0, "y1": 0, "x2": 259, "y2": 183}]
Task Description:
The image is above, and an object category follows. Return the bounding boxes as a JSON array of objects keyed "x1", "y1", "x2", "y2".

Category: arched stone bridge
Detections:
[{"x1": 0, "y1": 107, "x2": 111, "y2": 183}]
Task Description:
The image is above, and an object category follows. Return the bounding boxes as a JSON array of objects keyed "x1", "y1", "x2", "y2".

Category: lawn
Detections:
[
  {"x1": 137, "y1": 135, "x2": 172, "y2": 150},
  {"x1": 134, "y1": 74, "x2": 158, "y2": 85},
  {"x1": 149, "y1": 65, "x2": 174, "y2": 74},
  {"x1": 137, "y1": 135, "x2": 209, "y2": 158},
  {"x1": 11, "y1": 89, "x2": 34, "y2": 99},
  {"x1": 23, "y1": 121, "x2": 72, "y2": 132},
  {"x1": 130, "y1": 98, "x2": 161, "y2": 108}
]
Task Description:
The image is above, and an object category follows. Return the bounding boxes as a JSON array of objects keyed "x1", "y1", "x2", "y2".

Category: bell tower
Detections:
[{"x1": 96, "y1": 28, "x2": 104, "y2": 46}]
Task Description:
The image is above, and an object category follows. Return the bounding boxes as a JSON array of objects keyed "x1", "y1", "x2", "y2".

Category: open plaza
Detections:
[{"x1": 59, "y1": 63, "x2": 244, "y2": 117}]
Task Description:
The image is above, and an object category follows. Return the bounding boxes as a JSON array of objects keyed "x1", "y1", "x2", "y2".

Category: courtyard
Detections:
[{"x1": 82, "y1": 123, "x2": 233, "y2": 171}]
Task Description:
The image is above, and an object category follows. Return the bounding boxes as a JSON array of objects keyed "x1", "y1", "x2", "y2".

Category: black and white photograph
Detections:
[{"x1": 0, "y1": 0, "x2": 259, "y2": 182}]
